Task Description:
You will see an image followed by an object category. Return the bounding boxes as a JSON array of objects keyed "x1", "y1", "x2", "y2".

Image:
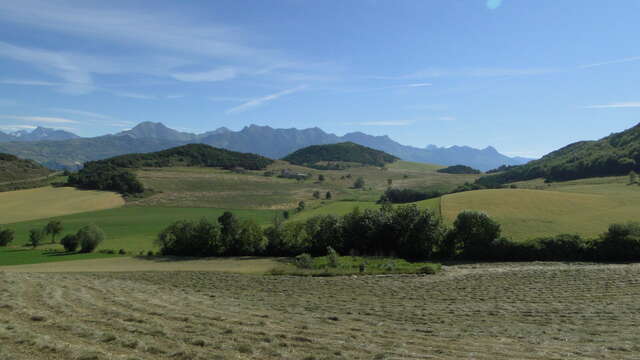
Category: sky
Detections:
[{"x1": 0, "y1": 0, "x2": 639, "y2": 158}]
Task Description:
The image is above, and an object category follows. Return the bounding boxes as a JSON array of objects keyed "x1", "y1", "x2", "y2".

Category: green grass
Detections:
[
  {"x1": 442, "y1": 176, "x2": 640, "y2": 241},
  {"x1": 270, "y1": 255, "x2": 441, "y2": 276},
  {"x1": 5, "y1": 207, "x2": 278, "y2": 253},
  {"x1": 292, "y1": 197, "x2": 442, "y2": 221},
  {"x1": 0, "y1": 246, "x2": 119, "y2": 266}
]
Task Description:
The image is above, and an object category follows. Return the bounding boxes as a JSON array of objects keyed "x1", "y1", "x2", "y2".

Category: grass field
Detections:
[
  {"x1": 4, "y1": 207, "x2": 278, "y2": 254},
  {"x1": 0, "y1": 186, "x2": 124, "y2": 224},
  {"x1": 442, "y1": 176, "x2": 640, "y2": 241},
  {"x1": 130, "y1": 160, "x2": 476, "y2": 210},
  {"x1": 1, "y1": 262, "x2": 639, "y2": 359},
  {"x1": 0, "y1": 247, "x2": 119, "y2": 266}
]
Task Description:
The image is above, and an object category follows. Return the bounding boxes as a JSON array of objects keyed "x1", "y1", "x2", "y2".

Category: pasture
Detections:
[
  {"x1": 441, "y1": 176, "x2": 640, "y2": 241},
  {"x1": 4, "y1": 207, "x2": 278, "y2": 254},
  {"x1": 0, "y1": 186, "x2": 124, "y2": 224},
  {"x1": 1, "y1": 262, "x2": 639, "y2": 359}
]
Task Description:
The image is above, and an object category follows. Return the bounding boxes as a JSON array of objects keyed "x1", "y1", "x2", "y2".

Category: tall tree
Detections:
[
  {"x1": 44, "y1": 220, "x2": 63, "y2": 243},
  {"x1": 28, "y1": 228, "x2": 44, "y2": 248}
]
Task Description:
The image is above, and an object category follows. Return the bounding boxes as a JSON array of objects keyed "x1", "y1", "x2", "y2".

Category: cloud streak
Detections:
[
  {"x1": 579, "y1": 56, "x2": 640, "y2": 69},
  {"x1": 172, "y1": 67, "x2": 237, "y2": 82},
  {"x1": 584, "y1": 102, "x2": 640, "y2": 109},
  {"x1": 226, "y1": 86, "x2": 306, "y2": 114},
  {"x1": 346, "y1": 121, "x2": 414, "y2": 126},
  {"x1": 0, "y1": 115, "x2": 79, "y2": 123}
]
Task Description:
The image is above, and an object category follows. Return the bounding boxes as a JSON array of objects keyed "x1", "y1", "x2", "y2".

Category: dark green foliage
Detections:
[
  {"x1": 0, "y1": 228, "x2": 14, "y2": 246},
  {"x1": 99, "y1": 143, "x2": 273, "y2": 170},
  {"x1": 60, "y1": 234, "x2": 80, "y2": 252},
  {"x1": 326, "y1": 246, "x2": 339, "y2": 267},
  {"x1": 297, "y1": 201, "x2": 306, "y2": 212},
  {"x1": 156, "y1": 218, "x2": 223, "y2": 256},
  {"x1": 77, "y1": 224, "x2": 106, "y2": 253},
  {"x1": 303, "y1": 215, "x2": 344, "y2": 256},
  {"x1": 312, "y1": 191, "x2": 320, "y2": 199},
  {"x1": 378, "y1": 188, "x2": 432, "y2": 204},
  {"x1": 445, "y1": 211, "x2": 502, "y2": 259},
  {"x1": 0, "y1": 152, "x2": 51, "y2": 183},
  {"x1": 477, "y1": 122, "x2": 640, "y2": 185},
  {"x1": 487, "y1": 235, "x2": 592, "y2": 261},
  {"x1": 283, "y1": 142, "x2": 398, "y2": 169},
  {"x1": 437, "y1": 165, "x2": 481, "y2": 174},
  {"x1": 44, "y1": 220, "x2": 63, "y2": 243},
  {"x1": 264, "y1": 221, "x2": 309, "y2": 256},
  {"x1": 595, "y1": 222, "x2": 640, "y2": 261},
  {"x1": 67, "y1": 162, "x2": 144, "y2": 195},
  {"x1": 353, "y1": 177, "x2": 365, "y2": 189},
  {"x1": 325, "y1": 191, "x2": 332, "y2": 200},
  {"x1": 294, "y1": 253, "x2": 314, "y2": 269},
  {"x1": 630, "y1": 170, "x2": 638, "y2": 184},
  {"x1": 28, "y1": 228, "x2": 44, "y2": 248},
  {"x1": 318, "y1": 174, "x2": 325, "y2": 182}
]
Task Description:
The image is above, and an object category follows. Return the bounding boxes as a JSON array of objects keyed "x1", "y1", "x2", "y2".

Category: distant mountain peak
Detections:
[{"x1": 1, "y1": 126, "x2": 79, "y2": 142}]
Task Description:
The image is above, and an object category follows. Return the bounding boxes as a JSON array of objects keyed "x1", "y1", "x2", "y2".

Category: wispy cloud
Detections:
[
  {"x1": 111, "y1": 91, "x2": 157, "y2": 100},
  {"x1": 579, "y1": 56, "x2": 640, "y2": 69},
  {"x1": 49, "y1": 108, "x2": 114, "y2": 120},
  {"x1": 0, "y1": 124, "x2": 36, "y2": 131},
  {"x1": 210, "y1": 96, "x2": 249, "y2": 102},
  {"x1": 0, "y1": 79, "x2": 58, "y2": 87},
  {"x1": 346, "y1": 121, "x2": 414, "y2": 126},
  {"x1": 374, "y1": 67, "x2": 556, "y2": 80},
  {"x1": 226, "y1": 86, "x2": 306, "y2": 114},
  {"x1": 0, "y1": 115, "x2": 79, "y2": 124},
  {"x1": 172, "y1": 67, "x2": 237, "y2": 82},
  {"x1": 584, "y1": 102, "x2": 640, "y2": 109}
]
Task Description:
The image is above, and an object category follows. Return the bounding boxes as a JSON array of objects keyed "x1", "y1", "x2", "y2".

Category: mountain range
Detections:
[
  {"x1": 0, "y1": 122, "x2": 533, "y2": 171},
  {"x1": 0, "y1": 127, "x2": 79, "y2": 142}
]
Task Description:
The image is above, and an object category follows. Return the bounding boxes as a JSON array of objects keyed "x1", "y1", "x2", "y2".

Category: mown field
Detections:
[
  {"x1": 0, "y1": 186, "x2": 124, "y2": 224},
  {"x1": 1, "y1": 262, "x2": 639, "y2": 359},
  {"x1": 441, "y1": 175, "x2": 640, "y2": 241}
]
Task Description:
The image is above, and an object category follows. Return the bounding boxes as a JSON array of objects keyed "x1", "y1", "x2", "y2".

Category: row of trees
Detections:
[
  {"x1": 0, "y1": 220, "x2": 105, "y2": 254},
  {"x1": 157, "y1": 206, "x2": 640, "y2": 262}
]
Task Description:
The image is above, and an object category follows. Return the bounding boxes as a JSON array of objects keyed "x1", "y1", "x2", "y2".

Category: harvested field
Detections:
[{"x1": 1, "y1": 262, "x2": 639, "y2": 359}]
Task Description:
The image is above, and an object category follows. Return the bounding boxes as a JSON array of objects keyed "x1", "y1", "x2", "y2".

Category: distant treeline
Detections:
[
  {"x1": 283, "y1": 142, "x2": 398, "y2": 169},
  {"x1": 156, "y1": 205, "x2": 640, "y2": 262},
  {"x1": 477, "y1": 122, "x2": 640, "y2": 186},
  {"x1": 379, "y1": 182, "x2": 486, "y2": 204},
  {"x1": 436, "y1": 165, "x2": 481, "y2": 175},
  {"x1": 67, "y1": 144, "x2": 274, "y2": 195}
]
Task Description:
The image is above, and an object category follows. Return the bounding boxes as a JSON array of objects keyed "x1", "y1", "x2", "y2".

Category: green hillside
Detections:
[
  {"x1": 478, "y1": 122, "x2": 640, "y2": 185},
  {"x1": 0, "y1": 153, "x2": 51, "y2": 183},
  {"x1": 282, "y1": 142, "x2": 399, "y2": 169}
]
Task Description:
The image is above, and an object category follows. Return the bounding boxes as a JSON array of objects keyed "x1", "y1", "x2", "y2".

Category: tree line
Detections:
[
  {"x1": 0, "y1": 220, "x2": 104, "y2": 253},
  {"x1": 155, "y1": 206, "x2": 640, "y2": 262}
]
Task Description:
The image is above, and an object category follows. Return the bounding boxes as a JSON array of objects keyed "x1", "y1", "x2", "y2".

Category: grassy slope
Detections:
[
  {"x1": 0, "y1": 186, "x2": 124, "y2": 224},
  {"x1": 441, "y1": 176, "x2": 640, "y2": 241},
  {"x1": 0, "y1": 153, "x2": 51, "y2": 182},
  {"x1": 4, "y1": 207, "x2": 278, "y2": 254}
]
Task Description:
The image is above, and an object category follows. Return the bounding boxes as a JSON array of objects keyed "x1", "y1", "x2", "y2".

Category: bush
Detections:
[
  {"x1": 353, "y1": 177, "x2": 365, "y2": 189},
  {"x1": 295, "y1": 253, "x2": 314, "y2": 269},
  {"x1": 60, "y1": 234, "x2": 80, "y2": 252},
  {"x1": 156, "y1": 218, "x2": 223, "y2": 256},
  {"x1": 596, "y1": 222, "x2": 640, "y2": 261},
  {"x1": 0, "y1": 228, "x2": 14, "y2": 246},
  {"x1": 77, "y1": 224, "x2": 106, "y2": 253},
  {"x1": 326, "y1": 246, "x2": 339, "y2": 268},
  {"x1": 446, "y1": 211, "x2": 501, "y2": 260},
  {"x1": 28, "y1": 228, "x2": 44, "y2": 248}
]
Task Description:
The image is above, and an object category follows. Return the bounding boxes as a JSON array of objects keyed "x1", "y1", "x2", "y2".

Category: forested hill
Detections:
[
  {"x1": 0, "y1": 153, "x2": 51, "y2": 183},
  {"x1": 477, "y1": 122, "x2": 640, "y2": 186},
  {"x1": 283, "y1": 142, "x2": 399, "y2": 168},
  {"x1": 93, "y1": 143, "x2": 274, "y2": 170}
]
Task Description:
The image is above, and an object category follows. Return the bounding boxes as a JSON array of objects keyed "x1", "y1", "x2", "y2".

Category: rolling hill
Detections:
[
  {"x1": 282, "y1": 142, "x2": 398, "y2": 168},
  {"x1": 0, "y1": 153, "x2": 51, "y2": 183},
  {"x1": 0, "y1": 122, "x2": 531, "y2": 170},
  {"x1": 478, "y1": 122, "x2": 640, "y2": 186}
]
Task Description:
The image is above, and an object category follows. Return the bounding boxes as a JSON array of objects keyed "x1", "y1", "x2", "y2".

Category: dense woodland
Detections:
[
  {"x1": 478, "y1": 122, "x2": 640, "y2": 186},
  {"x1": 283, "y1": 142, "x2": 399, "y2": 169},
  {"x1": 437, "y1": 164, "x2": 481, "y2": 174},
  {"x1": 0, "y1": 153, "x2": 51, "y2": 183}
]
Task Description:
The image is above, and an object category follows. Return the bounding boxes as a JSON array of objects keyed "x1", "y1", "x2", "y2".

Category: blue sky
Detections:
[{"x1": 0, "y1": 0, "x2": 639, "y2": 158}]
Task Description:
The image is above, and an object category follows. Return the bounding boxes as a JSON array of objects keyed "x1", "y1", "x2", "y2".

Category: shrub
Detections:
[
  {"x1": 0, "y1": 228, "x2": 14, "y2": 246},
  {"x1": 60, "y1": 234, "x2": 80, "y2": 252},
  {"x1": 297, "y1": 200, "x2": 306, "y2": 212},
  {"x1": 326, "y1": 246, "x2": 339, "y2": 268},
  {"x1": 596, "y1": 222, "x2": 640, "y2": 261},
  {"x1": 118, "y1": 249, "x2": 127, "y2": 255},
  {"x1": 28, "y1": 228, "x2": 44, "y2": 248},
  {"x1": 325, "y1": 191, "x2": 332, "y2": 200},
  {"x1": 294, "y1": 253, "x2": 314, "y2": 269},
  {"x1": 446, "y1": 211, "x2": 501, "y2": 260},
  {"x1": 312, "y1": 191, "x2": 321, "y2": 199},
  {"x1": 77, "y1": 224, "x2": 106, "y2": 253},
  {"x1": 353, "y1": 177, "x2": 365, "y2": 189}
]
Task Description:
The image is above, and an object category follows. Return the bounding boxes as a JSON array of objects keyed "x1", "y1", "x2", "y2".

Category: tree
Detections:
[
  {"x1": 0, "y1": 228, "x2": 14, "y2": 246},
  {"x1": 44, "y1": 220, "x2": 63, "y2": 243},
  {"x1": 630, "y1": 170, "x2": 638, "y2": 184},
  {"x1": 313, "y1": 191, "x2": 321, "y2": 199},
  {"x1": 318, "y1": 174, "x2": 325, "y2": 182},
  {"x1": 387, "y1": 178, "x2": 393, "y2": 187},
  {"x1": 218, "y1": 212, "x2": 241, "y2": 254},
  {"x1": 446, "y1": 211, "x2": 501, "y2": 259},
  {"x1": 77, "y1": 224, "x2": 106, "y2": 253},
  {"x1": 353, "y1": 177, "x2": 365, "y2": 189},
  {"x1": 28, "y1": 228, "x2": 44, "y2": 248},
  {"x1": 236, "y1": 220, "x2": 268, "y2": 255},
  {"x1": 325, "y1": 191, "x2": 332, "y2": 200},
  {"x1": 60, "y1": 234, "x2": 80, "y2": 252},
  {"x1": 283, "y1": 210, "x2": 290, "y2": 220},
  {"x1": 156, "y1": 219, "x2": 223, "y2": 256},
  {"x1": 297, "y1": 200, "x2": 306, "y2": 212}
]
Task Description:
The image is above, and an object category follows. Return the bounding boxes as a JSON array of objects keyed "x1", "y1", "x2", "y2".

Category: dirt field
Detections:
[{"x1": 1, "y1": 262, "x2": 639, "y2": 359}]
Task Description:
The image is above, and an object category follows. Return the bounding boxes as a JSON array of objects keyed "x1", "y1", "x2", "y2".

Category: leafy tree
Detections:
[
  {"x1": 318, "y1": 174, "x2": 325, "y2": 182},
  {"x1": 326, "y1": 246, "x2": 340, "y2": 267},
  {"x1": 0, "y1": 228, "x2": 14, "y2": 246},
  {"x1": 387, "y1": 178, "x2": 393, "y2": 187},
  {"x1": 325, "y1": 191, "x2": 332, "y2": 200},
  {"x1": 28, "y1": 228, "x2": 44, "y2": 248},
  {"x1": 77, "y1": 224, "x2": 106, "y2": 253},
  {"x1": 446, "y1": 211, "x2": 501, "y2": 259},
  {"x1": 218, "y1": 212, "x2": 241, "y2": 254},
  {"x1": 283, "y1": 210, "x2": 290, "y2": 220},
  {"x1": 630, "y1": 170, "x2": 638, "y2": 184},
  {"x1": 596, "y1": 222, "x2": 640, "y2": 261},
  {"x1": 297, "y1": 200, "x2": 306, "y2": 212},
  {"x1": 313, "y1": 190, "x2": 321, "y2": 199},
  {"x1": 353, "y1": 177, "x2": 365, "y2": 189},
  {"x1": 44, "y1": 220, "x2": 63, "y2": 243},
  {"x1": 236, "y1": 220, "x2": 268, "y2": 255},
  {"x1": 156, "y1": 218, "x2": 223, "y2": 256},
  {"x1": 60, "y1": 234, "x2": 80, "y2": 252}
]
